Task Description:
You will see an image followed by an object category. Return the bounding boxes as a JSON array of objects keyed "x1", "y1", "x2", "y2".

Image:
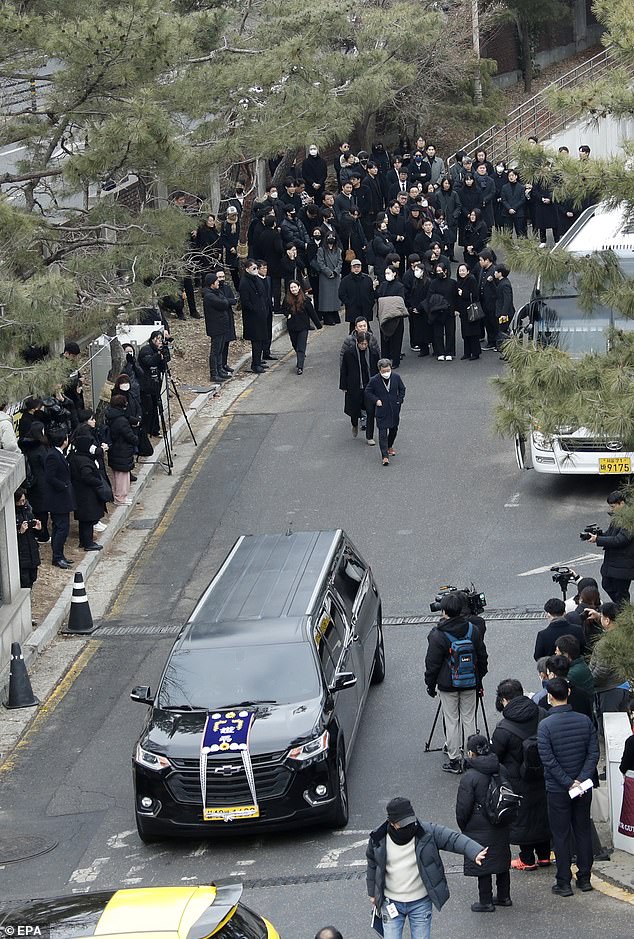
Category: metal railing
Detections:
[{"x1": 448, "y1": 49, "x2": 618, "y2": 166}]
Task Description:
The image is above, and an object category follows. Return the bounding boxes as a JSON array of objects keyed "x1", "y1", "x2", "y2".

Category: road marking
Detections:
[
  {"x1": 593, "y1": 873, "x2": 634, "y2": 905},
  {"x1": 107, "y1": 830, "x2": 135, "y2": 849},
  {"x1": 108, "y1": 416, "x2": 232, "y2": 618},
  {"x1": 334, "y1": 829, "x2": 369, "y2": 835},
  {"x1": 0, "y1": 643, "x2": 100, "y2": 774},
  {"x1": 316, "y1": 838, "x2": 367, "y2": 869},
  {"x1": 236, "y1": 859, "x2": 255, "y2": 865},
  {"x1": 187, "y1": 843, "x2": 208, "y2": 857},
  {"x1": 346, "y1": 860, "x2": 366, "y2": 867},
  {"x1": 518, "y1": 553, "x2": 601, "y2": 577},
  {"x1": 504, "y1": 492, "x2": 521, "y2": 508},
  {"x1": 69, "y1": 857, "x2": 109, "y2": 884}
]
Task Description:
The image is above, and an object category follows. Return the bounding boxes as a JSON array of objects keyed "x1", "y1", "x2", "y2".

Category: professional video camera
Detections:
[
  {"x1": 429, "y1": 584, "x2": 486, "y2": 616},
  {"x1": 580, "y1": 524, "x2": 603, "y2": 542},
  {"x1": 550, "y1": 566, "x2": 576, "y2": 592}
]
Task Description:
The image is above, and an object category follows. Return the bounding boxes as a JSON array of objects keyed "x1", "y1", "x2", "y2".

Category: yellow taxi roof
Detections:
[{"x1": 94, "y1": 886, "x2": 218, "y2": 939}]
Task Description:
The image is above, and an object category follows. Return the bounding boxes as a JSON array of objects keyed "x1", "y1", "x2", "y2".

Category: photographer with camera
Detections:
[
  {"x1": 425, "y1": 592, "x2": 488, "y2": 774},
  {"x1": 584, "y1": 490, "x2": 634, "y2": 606},
  {"x1": 14, "y1": 487, "x2": 41, "y2": 589},
  {"x1": 138, "y1": 330, "x2": 168, "y2": 438}
]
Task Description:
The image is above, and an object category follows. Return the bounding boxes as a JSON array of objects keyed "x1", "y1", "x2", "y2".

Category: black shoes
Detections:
[
  {"x1": 82, "y1": 543, "x2": 103, "y2": 552},
  {"x1": 442, "y1": 759, "x2": 462, "y2": 774},
  {"x1": 53, "y1": 559, "x2": 71, "y2": 569},
  {"x1": 470, "y1": 903, "x2": 495, "y2": 912},
  {"x1": 130, "y1": 473, "x2": 137, "y2": 482},
  {"x1": 263, "y1": 354, "x2": 279, "y2": 361},
  {"x1": 552, "y1": 883, "x2": 574, "y2": 897},
  {"x1": 493, "y1": 897, "x2": 513, "y2": 907},
  {"x1": 190, "y1": 312, "x2": 201, "y2": 319},
  {"x1": 576, "y1": 879, "x2": 593, "y2": 892},
  {"x1": 212, "y1": 374, "x2": 228, "y2": 382},
  {"x1": 223, "y1": 365, "x2": 234, "y2": 373},
  {"x1": 297, "y1": 368, "x2": 303, "y2": 375},
  {"x1": 250, "y1": 366, "x2": 265, "y2": 374}
]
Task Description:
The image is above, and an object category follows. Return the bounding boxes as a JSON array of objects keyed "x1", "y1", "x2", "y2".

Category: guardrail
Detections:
[{"x1": 448, "y1": 49, "x2": 617, "y2": 166}]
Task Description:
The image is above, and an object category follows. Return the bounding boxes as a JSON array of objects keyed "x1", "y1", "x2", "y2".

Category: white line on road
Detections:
[
  {"x1": 504, "y1": 493, "x2": 521, "y2": 508},
  {"x1": 236, "y1": 859, "x2": 255, "y2": 866},
  {"x1": 107, "y1": 830, "x2": 135, "y2": 849},
  {"x1": 333, "y1": 829, "x2": 369, "y2": 835},
  {"x1": 316, "y1": 838, "x2": 367, "y2": 869},
  {"x1": 517, "y1": 553, "x2": 601, "y2": 577},
  {"x1": 187, "y1": 843, "x2": 208, "y2": 857},
  {"x1": 69, "y1": 857, "x2": 109, "y2": 884}
]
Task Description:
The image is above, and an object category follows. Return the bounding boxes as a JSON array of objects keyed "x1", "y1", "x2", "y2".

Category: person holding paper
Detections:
[{"x1": 537, "y1": 677, "x2": 599, "y2": 896}]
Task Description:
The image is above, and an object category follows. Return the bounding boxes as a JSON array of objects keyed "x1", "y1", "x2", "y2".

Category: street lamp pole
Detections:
[{"x1": 472, "y1": 0, "x2": 483, "y2": 104}]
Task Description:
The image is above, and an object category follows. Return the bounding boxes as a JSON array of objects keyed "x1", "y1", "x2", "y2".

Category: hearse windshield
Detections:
[{"x1": 157, "y1": 643, "x2": 321, "y2": 710}]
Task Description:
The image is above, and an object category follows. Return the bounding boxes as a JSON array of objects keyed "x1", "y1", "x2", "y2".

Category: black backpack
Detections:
[
  {"x1": 483, "y1": 772, "x2": 522, "y2": 827},
  {"x1": 499, "y1": 718, "x2": 544, "y2": 782}
]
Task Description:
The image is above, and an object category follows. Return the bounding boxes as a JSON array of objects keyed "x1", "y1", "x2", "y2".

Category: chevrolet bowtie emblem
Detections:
[{"x1": 213, "y1": 764, "x2": 242, "y2": 776}]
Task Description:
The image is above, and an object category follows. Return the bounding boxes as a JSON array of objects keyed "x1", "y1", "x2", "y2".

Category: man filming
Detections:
[
  {"x1": 424, "y1": 592, "x2": 488, "y2": 774},
  {"x1": 138, "y1": 329, "x2": 169, "y2": 438},
  {"x1": 585, "y1": 490, "x2": 634, "y2": 606}
]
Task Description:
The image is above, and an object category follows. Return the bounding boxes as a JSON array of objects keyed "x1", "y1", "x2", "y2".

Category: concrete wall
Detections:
[
  {"x1": 547, "y1": 115, "x2": 634, "y2": 159},
  {"x1": 0, "y1": 451, "x2": 33, "y2": 672}
]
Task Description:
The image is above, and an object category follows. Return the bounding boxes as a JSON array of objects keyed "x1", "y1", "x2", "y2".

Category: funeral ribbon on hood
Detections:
[{"x1": 200, "y1": 709, "x2": 258, "y2": 821}]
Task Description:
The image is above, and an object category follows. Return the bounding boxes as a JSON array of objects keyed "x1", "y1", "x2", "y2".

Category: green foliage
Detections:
[{"x1": 591, "y1": 614, "x2": 634, "y2": 683}]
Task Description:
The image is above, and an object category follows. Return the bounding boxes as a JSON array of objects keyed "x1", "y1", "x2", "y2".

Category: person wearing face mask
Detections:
[
  {"x1": 359, "y1": 162, "x2": 385, "y2": 238},
  {"x1": 457, "y1": 174, "x2": 480, "y2": 247},
  {"x1": 402, "y1": 255, "x2": 430, "y2": 355},
  {"x1": 306, "y1": 228, "x2": 324, "y2": 308},
  {"x1": 250, "y1": 214, "x2": 284, "y2": 312},
  {"x1": 282, "y1": 280, "x2": 322, "y2": 374},
  {"x1": 364, "y1": 358, "x2": 406, "y2": 465},
  {"x1": 407, "y1": 151, "x2": 432, "y2": 190},
  {"x1": 314, "y1": 234, "x2": 343, "y2": 325},
  {"x1": 492, "y1": 162, "x2": 508, "y2": 230},
  {"x1": 372, "y1": 219, "x2": 396, "y2": 281},
  {"x1": 375, "y1": 263, "x2": 406, "y2": 367},
  {"x1": 366, "y1": 796, "x2": 487, "y2": 938},
  {"x1": 339, "y1": 259, "x2": 376, "y2": 332},
  {"x1": 340, "y1": 331, "x2": 379, "y2": 442},
  {"x1": 302, "y1": 145, "x2": 328, "y2": 204},
  {"x1": 224, "y1": 181, "x2": 246, "y2": 220},
  {"x1": 239, "y1": 259, "x2": 270, "y2": 374},
  {"x1": 424, "y1": 261, "x2": 458, "y2": 361},
  {"x1": 456, "y1": 735, "x2": 512, "y2": 913}
]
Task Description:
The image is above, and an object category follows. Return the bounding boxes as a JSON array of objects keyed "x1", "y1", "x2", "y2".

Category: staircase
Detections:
[{"x1": 449, "y1": 49, "x2": 619, "y2": 166}]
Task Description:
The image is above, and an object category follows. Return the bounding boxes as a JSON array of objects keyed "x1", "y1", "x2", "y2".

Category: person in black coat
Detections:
[
  {"x1": 425, "y1": 260, "x2": 458, "y2": 360},
  {"x1": 402, "y1": 255, "x2": 430, "y2": 355},
  {"x1": 282, "y1": 281, "x2": 322, "y2": 374},
  {"x1": 340, "y1": 331, "x2": 379, "y2": 442},
  {"x1": 436, "y1": 178, "x2": 461, "y2": 259},
  {"x1": 530, "y1": 180, "x2": 559, "y2": 245},
  {"x1": 216, "y1": 269, "x2": 238, "y2": 374},
  {"x1": 456, "y1": 735, "x2": 512, "y2": 912},
  {"x1": 250, "y1": 215, "x2": 284, "y2": 310},
  {"x1": 462, "y1": 209, "x2": 489, "y2": 269},
  {"x1": 14, "y1": 488, "x2": 41, "y2": 588},
  {"x1": 21, "y1": 420, "x2": 50, "y2": 542},
  {"x1": 339, "y1": 261, "x2": 375, "y2": 330},
  {"x1": 203, "y1": 270, "x2": 233, "y2": 382},
  {"x1": 138, "y1": 331, "x2": 167, "y2": 437},
  {"x1": 586, "y1": 490, "x2": 634, "y2": 606},
  {"x1": 457, "y1": 175, "x2": 481, "y2": 245},
  {"x1": 455, "y1": 263, "x2": 481, "y2": 361},
  {"x1": 359, "y1": 164, "x2": 385, "y2": 237},
  {"x1": 364, "y1": 359, "x2": 406, "y2": 465},
  {"x1": 501, "y1": 169, "x2": 527, "y2": 237},
  {"x1": 491, "y1": 680, "x2": 551, "y2": 869},
  {"x1": 494, "y1": 264, "x2": 515, "y2": 351},
  {"x1": 302, "y1": 145, "x2": 328, "y2": 203},
  {"x1": 239, "y1": 260, "x2": 270, "y2": 374},
  {"x1": 476, "y1": 250, "x2": 498, "y2": 350},
  {"x1": 68, "y1": 435, "x2": 106, "y2": 550},
  {"x1": 106, "y1": 397, "x2": 137, "y2": 506},
  {"x1": 371, "y1": 221, "x2": 395, "y2": 280},
  {"x1": 44, "y1": 429, "x2": 75, "y2": 568},
  {"x1": 220, "y1": 207, "x2": 241, "y2": 290},
  {"x1": 534, "y1": 598, "x2": 585, "y2": 660}
]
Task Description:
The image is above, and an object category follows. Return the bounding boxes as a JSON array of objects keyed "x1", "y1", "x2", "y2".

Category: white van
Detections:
[{"x1": 512, "y1": 203, "x2": 634, "y2": 476}]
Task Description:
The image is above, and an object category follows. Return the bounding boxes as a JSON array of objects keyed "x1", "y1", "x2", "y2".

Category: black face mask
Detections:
[{"x1": 389, "y1": 822, "x2": 417, "y2": 845}]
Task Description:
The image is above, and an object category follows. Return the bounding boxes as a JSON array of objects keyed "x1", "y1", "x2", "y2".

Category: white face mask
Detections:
[
  {"x1": 309, "y1": 147, "x2": 318, "y2": 156},
  {"x1": 119, "y1": 385, "x2": 130, "y2": 393},
  {"x1": 380, "y1": 370, "x2": 391, "y2": 381},
  {"x1": 414, "y1": 268, "x2": 424, "y2": 279},
  {"x1": 270, "y1": 191, "x2": 278, "y2": 199},
  {"x1": 496, "y1": 165, "x2": 505, "y2": 173},
  {"x1": 385, "y1": 270, "x2": 395, "y2": 281}
]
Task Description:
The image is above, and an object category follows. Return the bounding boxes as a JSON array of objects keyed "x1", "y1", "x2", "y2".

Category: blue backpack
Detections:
[{"x1": 445, "y1": 624, "x2": 477, "y2": 689}]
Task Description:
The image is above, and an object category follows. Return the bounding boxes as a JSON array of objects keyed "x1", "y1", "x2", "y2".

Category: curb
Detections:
[{"x1": 22, "y1": 314, "x2": 288, "y2": 667}]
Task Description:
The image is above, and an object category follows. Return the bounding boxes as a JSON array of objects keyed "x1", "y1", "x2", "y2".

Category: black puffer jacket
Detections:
[
  {"x1": 456, "y1": 752, "x2": 512, "y2": 876},
  {"x1": 105, "y1": 405, "x2": 137, "y2": 472},
  {"x1": 16, "y1": 502, "x2": 41, "y2": 571},
  {"x1": 203, "y1": 278, "x2": 232, "y2": 339},
  {"x1": 424, "y1": 614, "x2": 488, "y2": 693},
  {"x1": 68, "y1": 437, "x2": 106, "y2": 523},
  {"x1": 366, "y1": 820, "x2": 482, "y2": 912},
  {"x1": 491, "y1": 696, "x2": 550, "y2": 846},
  {"x1": 597, "y1": 521, "x2": 634, "y2": 580},
  {"x1": 537, "y1": 704, "x2": 599, "y2": 793}
]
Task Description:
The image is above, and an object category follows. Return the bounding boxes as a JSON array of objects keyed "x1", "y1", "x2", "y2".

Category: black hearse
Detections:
[{"x1": 131, "y1": 530, "x2": 384, "y2": 841}]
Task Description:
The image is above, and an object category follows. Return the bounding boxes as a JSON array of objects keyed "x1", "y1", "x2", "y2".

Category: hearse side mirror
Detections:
[
  {"x1": 130, "y1": 685, "x2": 154, "y2": 705},
  {"x1": 329, "y1": 672, "x2": 357, "y2": 693}
]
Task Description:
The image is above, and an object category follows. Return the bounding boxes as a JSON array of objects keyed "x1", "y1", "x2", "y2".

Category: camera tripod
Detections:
[
  {"x1": 424, "y1": 692, "x2": 490, "y2": 754},
  {"x1": 145, "y1": 358, "x2": 198, "y2": 476}
]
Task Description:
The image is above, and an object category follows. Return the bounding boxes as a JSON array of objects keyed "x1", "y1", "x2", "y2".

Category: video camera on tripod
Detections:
[{"x1": 429, "y1": 584, "x2": 486, "y2": 616}]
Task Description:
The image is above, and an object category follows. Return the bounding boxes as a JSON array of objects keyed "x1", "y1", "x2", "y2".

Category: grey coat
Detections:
[
  {"x1": 314, "y1": 246, "x2": 342, "y2": 312},
  {"x1": 366, "y1": 820, "x2": 482, "y2": 912}
]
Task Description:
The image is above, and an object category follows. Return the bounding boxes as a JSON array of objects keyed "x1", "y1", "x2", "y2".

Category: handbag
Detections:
[
  {"x1": 467, "y1": 301, "x2": 485, "y2": 323},
  {"x1": 344, "y1": 239, "x2": 356, "y2": 263},
  {"x1": 96, "y1": 472, "x2": 114, "y2": 504}
]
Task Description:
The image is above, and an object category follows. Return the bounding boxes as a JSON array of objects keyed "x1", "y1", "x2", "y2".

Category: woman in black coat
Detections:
[
  {"x1": 340, "y1": 331, "x2": 379, "y2": 441},
  {"x1": 371, "y1": 221, "x2": 395, "y2": 280},
  {"x1": 203, "y1": 271, "x2": 232, "y2": 381},
  {"x1": 457, "y1": 175, "x2": 481, "y2": 246},
  {"x1": 14, "y1": 488, "x2": 41, "y2": 588},
  {"x1": 68, "y1": 435, "x2": 106, "y2": 549},
  {"x1": 436, "y1": 178, "x2": 461, "y2": 260},
  {"x1": 282, "y1": 281, "x2": 322, "y2": 374},
  {"x1": 456, "y1": 735, "x2": 512, "y2": 912},
  {"x1": 106, "y1": 396, "x2": 137, "y2": 505},
  {"x1": 425, "y1": 260, "x2": 458, "y2": 360},
  {"x1": 462, "y1": 208, "x2": 489, "y2": 268},
  {"x1": 530, "y1": 180, "x2": 559, "y2": 245},
  {"x1": 22, "y1": 421, "x2": 50, "y2": 542},
  {"x1": 491, "y1": 680, "x2": 551, "y2": 869},
  {"x1": 455, "y1": 263, "x2": 481, "y2": 361}
]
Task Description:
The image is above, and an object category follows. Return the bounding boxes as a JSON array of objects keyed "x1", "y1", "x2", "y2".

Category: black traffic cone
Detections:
[
  {"x1": 64, "y1": 571, "x2": 97, "y2": 634},
  {"x1": 6, "y1": 642, "x2": 39, "y2": 709}
]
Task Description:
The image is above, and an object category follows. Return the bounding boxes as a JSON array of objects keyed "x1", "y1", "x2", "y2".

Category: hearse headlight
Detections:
[
  {"x1": 135, "y1": 743, "x2": 171, "y2": 771},
  {"x1": 288, "y1": 730, "x2": 329, "y2": 762}
]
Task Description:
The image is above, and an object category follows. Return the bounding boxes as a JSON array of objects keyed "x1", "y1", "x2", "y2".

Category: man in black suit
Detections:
[{"x1": 44, "y1": 429, "x2": 76, "y2": 569}]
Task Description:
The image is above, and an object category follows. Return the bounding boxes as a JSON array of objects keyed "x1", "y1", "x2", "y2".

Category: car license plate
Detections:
[
  {"x1": 599, "y1": 457, "x2": 631, "y2": 474},
  {"x1": 203, "y1": 804, "x2": 259, "y2": 821}
]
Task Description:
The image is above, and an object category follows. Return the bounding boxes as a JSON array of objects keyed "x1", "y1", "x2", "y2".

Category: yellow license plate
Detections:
[
  {"x1": 599, "y1": 457, "x2": 631, "y2": 474},
  {"x1": 203, "y1": 804, "x2": 259, "y2": 821}
]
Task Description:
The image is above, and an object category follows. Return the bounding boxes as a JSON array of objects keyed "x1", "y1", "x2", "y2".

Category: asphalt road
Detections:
[{"x1": 1, "y1": 290, "x2": 631, "y2": 938}]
